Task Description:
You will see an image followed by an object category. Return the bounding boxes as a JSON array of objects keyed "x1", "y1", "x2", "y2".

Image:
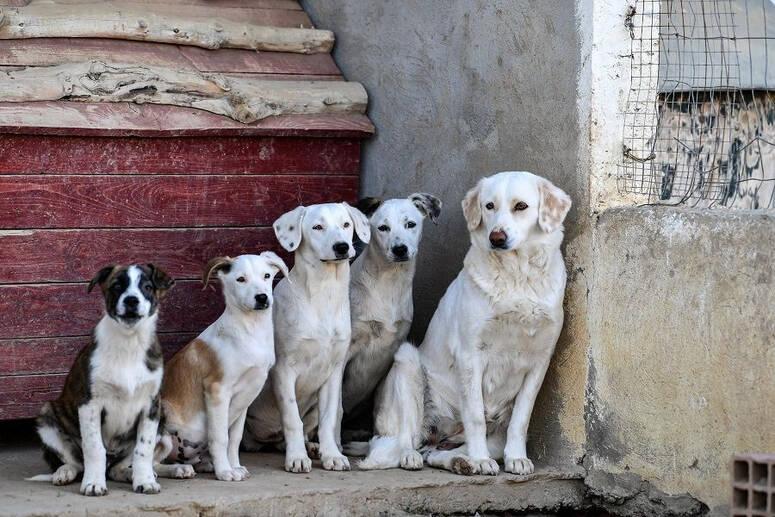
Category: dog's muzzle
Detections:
[
  {"x1": 391, "y1": 244, "x2": 409, "y2": 262},
  {"x1": 254, "y1": 293, "x2": 270, "y2": 310},
  {"x1": 332, "y1": 241, "x2": 351, "y2": 259},
  {"x1": 489, "y1": 230, "x2": 508, "y2": 250}
]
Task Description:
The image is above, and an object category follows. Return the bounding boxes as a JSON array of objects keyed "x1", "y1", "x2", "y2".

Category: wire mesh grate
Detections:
[{"x1": 618, "y1": 0, "x2": 775, "y2": 209}]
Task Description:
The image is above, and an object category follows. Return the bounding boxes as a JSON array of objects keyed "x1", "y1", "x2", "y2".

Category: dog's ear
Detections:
[
  {"x1": 461, "y1": 180, "x2": 483, "y2": 231},
  {"x1": 87, "y1": 265, "x2": 116, "y2": 293},
  {"x1": 273, "y1": 206, "x2": 305, "y2": 252},
  {"x1": 356, "y1": 197, "x2": 383, "y2": 218},
  {"x1": 260, "y1": 251, "x2": 290, "y2": 280},
  {"x1": 202, "y1": 256, "x2": 232, "y2": 289},
  {"x1": 147, "y1": 263, "x2": 175, "y2": 294},
  {"x1": 344, "y1": 202, "x2": 371, "y2": 244},
  {"x1": 537, "y1": 178, "x2": 571, "y2": 233},
  {"x1": 409, "y1": 193, "x2": 442, "y2": 224}
]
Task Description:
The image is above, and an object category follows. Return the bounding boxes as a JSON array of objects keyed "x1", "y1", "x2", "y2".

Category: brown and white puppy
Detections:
[
  {"x1": 29, "y1": 264, "x2": 174, "y2": 496},
  {"x1": 157, "y1": 253, "x2": 288, "y2": 481}
]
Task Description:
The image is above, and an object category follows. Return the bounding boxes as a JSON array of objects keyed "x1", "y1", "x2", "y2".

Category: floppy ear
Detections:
[
  {"x1": 260, "y1": 251, "x2": 290, "y2": 280},
  {"x1": 461, "y1": 180, "x2": 483, "y2": 231},
  {"x1": 344, "y1": 202, "x2": 371, "y2": 244},
  {"x1": 147, "y1": 263, "x2": 175, "y2": 294},
  {"x1": 409, "y1": 192, "x2": 442, "y2": 224},
  {"x1": 87, "y1": 265, "x2": 116, "y2": 293},
  {"x1": 202, "y1": 256, "x2": 232, "y2": 290},
  {"x1": 273, "y1": 206, "x2": 305, "y2": 252},
  {"x1": 537, "y1": 178, "x2": 572, "y2": 233},
  {"x1": 356, "y1": 197, "x2": 383, "y2": 218}
]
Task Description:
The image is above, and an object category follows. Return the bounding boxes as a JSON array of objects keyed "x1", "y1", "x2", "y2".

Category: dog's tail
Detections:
[{"x1": 25, "y1": 474, "x2": 53, "y2": 482}]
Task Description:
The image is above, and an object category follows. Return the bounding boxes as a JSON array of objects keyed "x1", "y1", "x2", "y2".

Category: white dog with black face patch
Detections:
[
  {"x1": 360, "y1": 171, "x2": 571, "y2": 476},
  {"x1": 244, "y1": 202, "x2": 370, "y2": 473},
  {"x1": 341, "y1": 193, "x2": 441, "y2": 423}
]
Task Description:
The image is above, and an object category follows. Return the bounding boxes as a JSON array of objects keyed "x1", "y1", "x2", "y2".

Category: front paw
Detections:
[
  {"x1": 53, "y1": 464, "x2": 79, "y2": 485},
  {"x1": 215, "y1": 468, "x2": 247, "y2": 481},
  {"x1": 471, "y1": 457, "x2": 500, "y2": 476},
  {"x1": 234, "y1": 466, "x2": 250, "y2": 479},
  {"x1": 80, "y1": 480, "x2": 108, "y2": 496},
  {"x1": 321, "y1": 453, "x2": 350, "y2": 471},
  {"x1": 400, "y1": 450, "x2": 423, "y2": 470},
  {"x1": 504, "y1": 456, "x2": 534, "y2": 475},
  {"x1": 133, "y1": 479, "x2": 161, "y2": 494},
  {"x1": 171, "y1": 464, "x2": 196, "y2": 479},
  {"x1": 285, "y1": 453, "x2": 312, "y2": 473}
]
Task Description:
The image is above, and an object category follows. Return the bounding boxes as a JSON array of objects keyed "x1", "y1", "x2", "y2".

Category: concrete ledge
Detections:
[{"x1": 1, "y1": 444, "x2": 585, "y2": 516}]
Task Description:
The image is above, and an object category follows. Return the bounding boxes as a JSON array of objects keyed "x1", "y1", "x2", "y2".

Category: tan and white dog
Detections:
[
  {"x1": 360, "y1": 171, "x2": 571, "y2": 476},
  {"x1": 342, "y1": 193, "x2": 441, "y2": 424},
  {"x1": 244, "y1": 202, "x2": 370, "y2": 473},
  {"x1": 158, "y1": 253, "x2": 288, "y2": 481}
]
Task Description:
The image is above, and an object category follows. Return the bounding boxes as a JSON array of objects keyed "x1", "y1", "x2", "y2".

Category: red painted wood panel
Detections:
[
  {"x1": 0, "y1": 103, "x2": 374, "y2": 137},
  {"x1": 0, "y1": 40, "x2": 338, "y2": 74},
  {"x1": 0, "y1": 135, "x2": 360, "y2": 175},
  {"x1": 0, "y1": 280, "x2": 225, "y2": 338},
  {"x1": 0, "y1": 374, "x2": 66, "y2": 420},
  {"x1": 0, "y1": 227, "x2": 291, "y2": 284},
  {"x1": 0, "y1": 174, "x2": 358, "y2": 229},
  {"x1": 0, "y1": 332, "x2": 196, "y2": 377}
]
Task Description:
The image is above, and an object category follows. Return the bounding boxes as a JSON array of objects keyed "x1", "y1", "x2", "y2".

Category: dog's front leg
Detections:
[
  {"x1": 78, "y1": 402, "x2": 108, "y2": 496},
  {"x1": 132, "y1": 409, "x2": 161, "y2": 494},
  {"x1": 205, "y1": 385, "x2": 244, "y2": 481},
  {"x1": 317, "y1": 361, "x2": 350, "y2": 471},
  {"x1": 456, "y1": 355, "x2": 499, "y2": 476},
  {"x1": 227, "y1": 409, "x2": 249, "y2": 479},
  {"x1": 272, "y1": 366, "x2": 311, "y2": 473},
  {"x1": 503, "y1": 357, "x2": 551, "y2": 475}
]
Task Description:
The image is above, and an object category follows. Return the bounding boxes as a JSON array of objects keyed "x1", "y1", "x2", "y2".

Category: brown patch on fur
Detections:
[
  {"x1": 538, "y1": 180, "x2": 571, "y2": 233},
  {"x1": 161, "y1": 339, "x2": 223, "y2": 425},
  {"x1": 202, "y1": 257, "x2": 232, "y2": 289},
  {"x1": 450, "y1": 456, "x2": 476, "y2": 476}
]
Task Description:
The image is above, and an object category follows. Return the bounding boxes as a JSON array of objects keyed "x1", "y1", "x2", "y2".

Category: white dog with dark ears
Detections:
[
  {"x1": 341, "y1": 193, "x2": 442, "y2": 423},
  {"x1": 157, "y1": 253, "x2": 288, "y2": 482},
  {"x1": 244, "y1": 202, "x2": 370, "y2": 473},
  {"x1": 360, "y1": 171, "x2": 571, "y2": 476}
]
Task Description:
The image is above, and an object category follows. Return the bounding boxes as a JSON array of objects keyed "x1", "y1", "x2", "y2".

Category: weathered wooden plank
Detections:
[
  {"x1": 0, "y1": 374, "x2": 66, "y2": 420},
  {"x1": 0, "y1": 102, "x2": 375, "y2": 137},
  {"x1": 28, "y1": 0, "x2": 303, "y2": 9},
  {"x1": 0, "y1": 135, "x2": 360, "y2": 175},
  {"x1": 0, "y1": 174, "x2": 358, "y2": 229},
  {"x1": 0, "y1": 332, "x2": 195, "y2": 377},
  {"x1": 0, "y1": 227, "x2": 292, "y2": 284},
  {"x1": 0, "y1": 280, "x2": 225, "y2": 338},
  {"x1": 0, "y1": 40, "x2": 340, "y2": 75}
]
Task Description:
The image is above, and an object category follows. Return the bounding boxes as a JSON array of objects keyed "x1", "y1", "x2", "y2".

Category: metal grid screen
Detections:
[{"x1": 619, "y1": 0, "x2": 775, "y2": 209}]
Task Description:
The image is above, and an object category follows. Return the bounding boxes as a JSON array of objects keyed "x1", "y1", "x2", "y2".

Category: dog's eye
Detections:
[
  {"x1": 513, "y1": 202, "x2": 528, "y2": 211},
  {"x1": 343, "y1": 222, "x2": 351, "y2": 228},
  {"x1": 313, "y1": 224, "x2": 324, "y2": 231},
  {"x1": 143, "y1": 284, "x2": 153, "y2": 293},
  {"x1": 236, "y1": 276, "x2": 246, "y2": 283},
  {"x1": 378, "y1": 225, "x2": 390, "y2": 232},
  {"x1": 406, "y1": 221, "x2": 417, "y2": 229},
  {"x1": 485, "y1": 202, "x2": 495, "y2": 210},
  {"x1": 264, "y1": 273, "x2": 271, "y2": 279}
]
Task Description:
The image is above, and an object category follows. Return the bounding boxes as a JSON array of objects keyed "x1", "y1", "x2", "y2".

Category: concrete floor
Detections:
[{"x1": 0, "y1": 442, "x2": 586, "y2": 516}]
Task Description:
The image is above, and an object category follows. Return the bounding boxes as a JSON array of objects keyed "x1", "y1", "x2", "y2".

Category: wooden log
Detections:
[
  {"x1": 0, "y1": 3, "x2": 331, "y2": 53},
  {"x1": 0, "y1": 61, "x2": 367, "y2": 123}
]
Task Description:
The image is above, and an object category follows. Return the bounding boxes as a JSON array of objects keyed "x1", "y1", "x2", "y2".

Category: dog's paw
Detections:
[
  {"x1": 449, "y1": 456, "x2": 477, "y2": 476},
  {"x1": 80, "y1": 481, "x2": 108, "y2": 497},
  {"x1": 472, "y1": 457, "x2": 500, "y2": 476},
  {"x1": 53, "y1": 464, "x2": 79, "y2": 485},
  {"x1": 133, "y1": 480, "x2": 161, "y2": 494},
  {"x1": 305, "y1": 441, "x2": 321, "y2": 460},
  {"x1": 285, "y1": 454, "x2": 312, "y2": 473},
  {"x1": 504, "y1": 457, "x2": 534, "y2": 475},
  {"x1": 215, "y1": 468, "x2": 247, "y2": 481},
  {"x1": 234, "y1": 466, "x2": 250, "y2": 479},
  {"x1": 194, "y1": 460, "x2": 214, "y2": 473},
  {"x1": 171, "y1": 464, "x2": 196, "y2": 479},
  {"x1": 321, "y1": 453, "x2": 350, "y2": 471},
  {"x1": 400, "y1": 450, "x2": 423, "y2": 470}
]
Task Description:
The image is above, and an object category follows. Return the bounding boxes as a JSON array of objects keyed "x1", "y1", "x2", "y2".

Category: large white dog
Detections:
[
  {"x1": 359, "y1": 171, "x2": 571, "y2": 476},
  {"x1": 244, "y1": 202, "x2": 370, "y2": 473}
]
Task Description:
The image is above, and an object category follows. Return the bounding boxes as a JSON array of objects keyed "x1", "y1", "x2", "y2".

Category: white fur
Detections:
[
  {"x1": 361, "y1": 171, "x2": 571, "y2": 476},
  {"x1": 244, "y1": 203, "x2": 370, "y2": 473},
  {"x1": 160, "y1": 253, "x2": 286, "y2": 482}
]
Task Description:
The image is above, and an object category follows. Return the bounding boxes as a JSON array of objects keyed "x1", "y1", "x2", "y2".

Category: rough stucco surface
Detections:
[
  {"x1": 588, "y1": 207, "x2": 775, "y2": 515},
  {"x1": 302, "y1": 0, "x2": 588, "y2": 468}
]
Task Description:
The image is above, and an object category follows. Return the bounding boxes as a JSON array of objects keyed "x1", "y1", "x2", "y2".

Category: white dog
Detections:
[
  {"x1": 342, "y1": 193, "x2": 441, "y2": 423},
  {"x1": 244, "y1": 202, "x2": 370, "y2": 473},
  {"x1": 360, "y1": 171, "x2": 571, "y2": 476},
  {"x1": 158, "y1": 253, "x2": 287, "y2": 481}
]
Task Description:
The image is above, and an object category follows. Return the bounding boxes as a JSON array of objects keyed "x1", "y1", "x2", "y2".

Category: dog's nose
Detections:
[
  {"x1": 333, "y1": 242, "x2": 350, "y2": 256},
  {"x1": 489, "y1": 230, "x2": 508, "y2": 248},
  {"x1": 392, "y1": 244, "x2": 408, "y2": 258},
  {"x1": 255, "y1": 294, "x2": 268, "y2": 304},
  {"x1": 124, "y1": 296, "x2": 139, "y2": 308}
]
